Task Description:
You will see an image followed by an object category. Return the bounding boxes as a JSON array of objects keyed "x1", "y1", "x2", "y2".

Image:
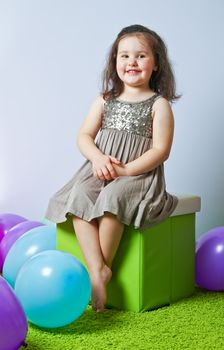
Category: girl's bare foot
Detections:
[{"x1": 89, "y1": 264, "x2": 112, "y2": 313}]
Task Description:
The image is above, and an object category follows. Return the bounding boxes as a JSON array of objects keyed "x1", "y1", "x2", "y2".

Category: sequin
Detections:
[{"x1": 101, "y1": 94, "x2": 160, "y2": 139}]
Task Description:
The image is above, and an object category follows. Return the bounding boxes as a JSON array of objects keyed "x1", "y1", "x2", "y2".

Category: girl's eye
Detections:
[
  {"x1": 138, "y1": 55, "x2": 146, "y2": 58},
  {"x1": 121, "y1": 55, "x2": 129, "y2": 58}
]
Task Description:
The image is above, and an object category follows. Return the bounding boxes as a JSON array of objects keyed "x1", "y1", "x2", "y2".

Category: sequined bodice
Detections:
[{"x1": 101, "y1": 94, "x2": 159, "y2": 138}]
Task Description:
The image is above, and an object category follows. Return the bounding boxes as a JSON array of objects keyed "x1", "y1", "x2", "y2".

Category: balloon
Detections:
[
  {"x1": 3, "y1": 225, "x2": 56, "y2": 288},
  {"x1": 0, "y1": 220, "x2": 44, "y2": 272},
  {"x1": 196, "y1": 227, "x2": 224, "y2": 291},
  {"x1": 196, "y1": 227, "x2": 224, "y2": 252},
  {"x1": 0, "y1": 213, "x2": 27, "y2": 243},
  {"x1": 15, "y1": 250, "x2": 91, "y2": 328},
  {"x1": 0, "y1": 276, "x2": 28, "y2": 350}
]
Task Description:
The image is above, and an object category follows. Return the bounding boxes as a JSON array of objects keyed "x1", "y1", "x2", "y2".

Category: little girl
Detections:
[{"x1": 45, "y1": 24, "x2": 180, "y2": 313}]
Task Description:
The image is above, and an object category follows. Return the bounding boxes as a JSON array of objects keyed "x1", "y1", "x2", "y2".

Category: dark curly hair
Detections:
[{"x1": 102, "y1": 24, "x2": 181, "y2": 102}]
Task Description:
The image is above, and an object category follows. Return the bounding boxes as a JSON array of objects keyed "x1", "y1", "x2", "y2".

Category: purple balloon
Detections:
[
  {"x1": 196, "y1": 227, "x2": 224, "y2": 291},
  {"x1": 0, "y1": 213, "x2": 27, "y2": 243},
  {"x1": 196, "y1": 227, "x2": 224, "y2": 252},
  {"x1": 0, "y1": 276, "x2": 28, "y2": 350},
  {"x1": 0, "y1": 221, "x2": 44, "y2": 272}
]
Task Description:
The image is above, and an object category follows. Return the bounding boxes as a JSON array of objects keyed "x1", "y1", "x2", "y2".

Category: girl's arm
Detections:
[
  {"x1": 76, "y1": 96, "x2": 105, "y2": 161},
  {"x1": 114, "y1": 97, "x2": 174, "y2": 176},
  {"x1": 77, "y1": 96, "x2": 120, "y2": 180}
]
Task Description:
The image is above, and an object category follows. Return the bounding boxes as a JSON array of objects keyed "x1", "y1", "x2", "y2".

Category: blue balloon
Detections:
[
  {"x1": 3, "y1": 225, "x2": 56, "y2": 288},
  {"x1": 15, "y1": 250, "x2": 91, "y2": 328}
]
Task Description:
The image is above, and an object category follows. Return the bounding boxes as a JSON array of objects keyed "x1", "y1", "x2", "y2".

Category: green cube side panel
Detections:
[
  {"x1": 141, "y1": 218, "x2": 172, "y2": 311},
  {"x1": 57, "y1": 220, "x2": 85, "y2": 265},
  {"x1": 171, "y1": 214, "x2": 195, "y2": 301},
  {"x1": 106, "y1": 225, "x2": 140, "y2": 311}
]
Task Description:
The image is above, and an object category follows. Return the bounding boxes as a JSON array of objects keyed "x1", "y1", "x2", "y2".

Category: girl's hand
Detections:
[
  {"x1": 111, "y1": 162, "x2": 129, "y2": 177},
  {"x1": 92, "y1": 155, "x2": 121, "y2": 180}
]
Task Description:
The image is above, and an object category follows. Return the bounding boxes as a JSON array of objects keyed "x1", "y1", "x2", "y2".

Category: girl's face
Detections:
[{"x1": 116, "y1": 35, "x2": 157, "y2": 90}]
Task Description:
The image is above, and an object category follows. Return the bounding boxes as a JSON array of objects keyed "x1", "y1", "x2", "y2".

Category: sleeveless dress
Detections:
[{"x1": 45, "y1": 94, "x2": 178, "y2": 231}]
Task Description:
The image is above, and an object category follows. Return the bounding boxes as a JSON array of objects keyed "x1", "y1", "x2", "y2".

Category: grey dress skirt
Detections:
[{"x1": 45, "y1": 94, "x2": 178, "y2": 232}]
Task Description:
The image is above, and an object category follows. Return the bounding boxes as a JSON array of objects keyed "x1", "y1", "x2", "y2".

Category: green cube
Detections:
[{"x1": 57, "y1": 195, "x2": 200, "y2": 312}]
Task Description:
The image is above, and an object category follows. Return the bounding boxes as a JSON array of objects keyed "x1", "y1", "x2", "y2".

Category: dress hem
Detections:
[{"x1": 45, "y1": 204, "x2": 174, "y2": 232}]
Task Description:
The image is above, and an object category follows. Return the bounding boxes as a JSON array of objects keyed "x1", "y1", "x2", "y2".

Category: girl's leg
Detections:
[
  {"x1": 98, "y1": 212, "x2": 124, "y2": 268},
  {"x1": 72, "y1": 216, "x2": 111, "y2": 313}
]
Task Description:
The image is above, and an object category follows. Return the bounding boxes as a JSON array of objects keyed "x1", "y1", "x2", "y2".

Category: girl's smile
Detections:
[{"x1": 126, "y1": 69, "x2": 141, "y2": 74}]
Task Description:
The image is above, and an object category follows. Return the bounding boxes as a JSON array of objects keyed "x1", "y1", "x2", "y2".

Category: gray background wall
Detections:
[{"x1": 1, "y1": 0, "x2": 224, "y2": 238}]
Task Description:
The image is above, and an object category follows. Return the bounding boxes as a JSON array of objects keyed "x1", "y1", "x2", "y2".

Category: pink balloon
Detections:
[
  {"x1": 0, "y1": 213, "x2": 27, "y2": 243},
  {"x1": 0, "y1": 221, "x2": 44, "y2": 272},
  {"x1": 0, "y1": 276, "x2": 28, "y2": 350}
]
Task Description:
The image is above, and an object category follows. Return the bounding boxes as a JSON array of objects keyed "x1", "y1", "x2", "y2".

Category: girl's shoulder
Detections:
[
  {"x1": 151, "y1": 95, "x2": 173, "y2": 119},
  {"x1": 89, "y1": 95, "x2": 105, "y2": 113},
  {"x1": 152, "y1": 95, "x2": 172, "y2": 110},
  {"x1": 94, "y1": 94, "x2": 105, "y2": 106}
]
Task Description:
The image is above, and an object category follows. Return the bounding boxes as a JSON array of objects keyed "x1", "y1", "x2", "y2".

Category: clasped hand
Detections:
[{"x1": 92, "y1": 154, "x2": 128, "y2": 180}]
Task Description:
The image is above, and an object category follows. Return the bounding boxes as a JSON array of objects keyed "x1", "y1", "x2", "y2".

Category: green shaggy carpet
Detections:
[{"x1": 21, "y1": 287, "x2": 224, "y2": 350}]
